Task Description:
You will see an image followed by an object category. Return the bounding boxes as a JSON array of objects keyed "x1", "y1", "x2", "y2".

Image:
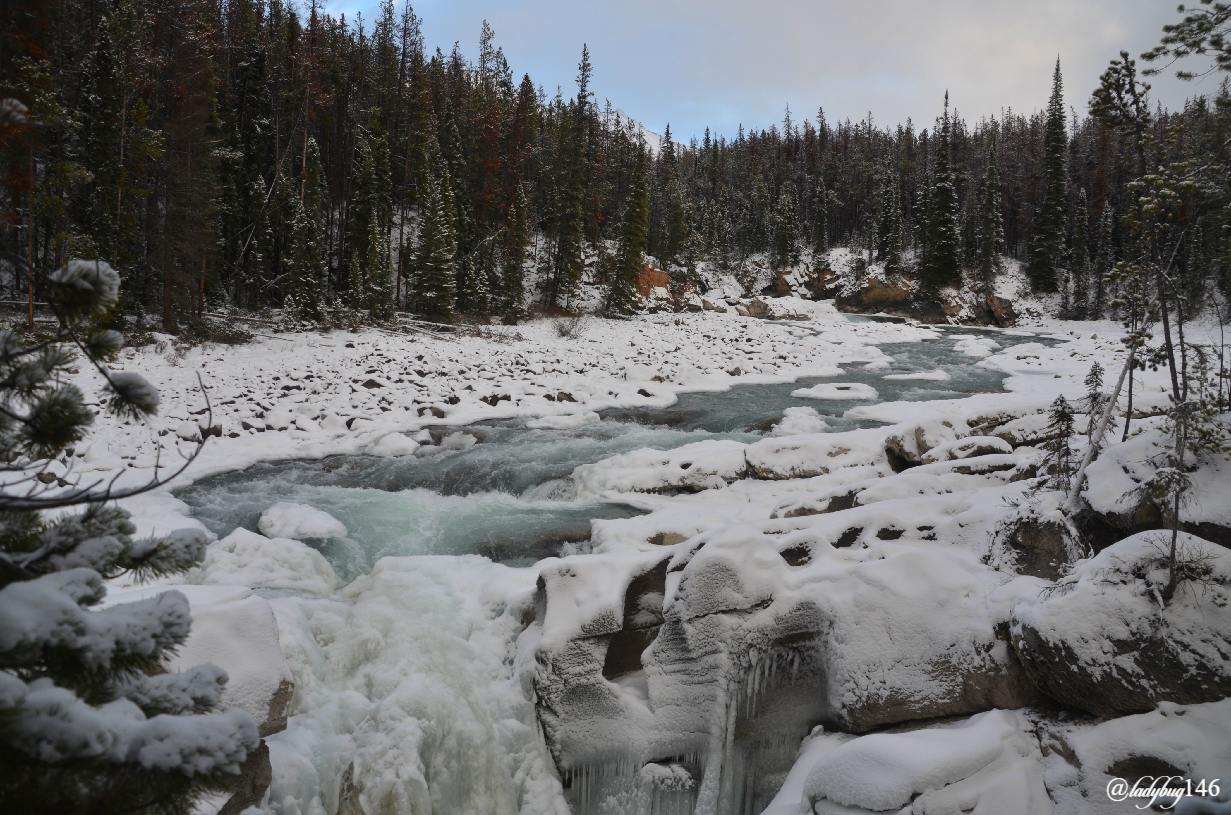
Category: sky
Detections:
[{"x1": 319, "y1": 0, "x2": 1222, "y2": 142}]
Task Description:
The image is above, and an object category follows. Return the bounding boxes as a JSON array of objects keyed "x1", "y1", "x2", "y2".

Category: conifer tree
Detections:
[
  {"x1": 547, "y1": 46, "x2": 591, "y2": 309},
  {"x1": 920, "y1": 93, "x2": 960, "y2": 296},
  {"x1": 413, "y1": 163, "x2": 457, "y2": 323},
  {"x1": 1046, "y1": 394, "x2": 1076, "y2": 491},
  {"x1": 1071, "y1": 189, "x2": 1091, "y2": 319},
  {"x1": 284, "y1": 138, "x2": 326, "y2": 323},
  {"x1": 771, "y1": 180, "x2": 800, "y2": 269},
  {"x1": 501, "y1": 186, "x2": 529, "y2": 322},
  {"x1": 975, "y1": 130, "x2": 1004, "y2": 294},
  {"x1": 1029, "y1": 59, "x2": 1068, "y2": 292},
  {"x1": 0, "y1": 260, "x2": 258, "y2": 813},
  {"x1": 607, "y1": 151, "x2": 650, "y2": 316},
  {"x1": 1094, "y1": 205, "x2": 1114, "y2": 316},
  {"x1": 1084, "y1": 361, "x2": 1108, "y2": 449},
  {"x1": 813, "y1": 179, "x2": 830, "y2": 256},
  {"x1": 876, "y1": 172, "x2": 903, "y2": 273}
]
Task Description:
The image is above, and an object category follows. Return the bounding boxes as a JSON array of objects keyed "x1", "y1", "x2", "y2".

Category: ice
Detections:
[
  {"x1": 263, "y1": 556, "x2": 567, "y2": 815},
  {"x1": 259, "y1": 501, "x2": 348, "y2": 540},
  {"x1": 791, "y1": 382, "x2": 879, "y2": 401}
]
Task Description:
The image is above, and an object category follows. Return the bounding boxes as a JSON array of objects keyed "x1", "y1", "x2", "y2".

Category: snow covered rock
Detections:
[
  {"x1": 920, "y1": 435, "x2": 1013, "y2": 463},
  {"x1": 745, "y1": 427, "x2": 893, "y2": 480},
  {"x1": 883, "y1": 414, "x2": 970, "y2": 468},
  {"x1": 175, "y1": 420, "x2": 201, "y2": 441},
  {"x1": 771, "y1": 406, "x2": 830, "y2": 436},
  {"x1": 368, "y1": 432, "x2": 419, "y2": 457},
  {"x1": 527, "y1": 411, "x2": 601, "y2": 430},
  {"x1": 1011, "y1": 531, "x2": 1231, "y2": 716},
  {"x1": 1079, "y1": 427, "x2": 1231, "y2": 549},
  {"x1": 258, "y1": 502, "x2": 347, "y2": 541},
  {"x1": 801, "y1": 710, "x2": 1050, "y2": 815},
  {"x1": 196, "y1": 527, "x2": 339, "y2": 597},
  {"x1": 573, "y1": 439, "x2": 748, "y2": 498},
  {"x1": 992, "y1": 412, "x2": 1063, "y2": 447},
  {"x1": 529, "y1": 526, "x2": 1043, "y2": 801},
  {"x1": 791, "y1": 382, "x2": 879, "y2": 401},
  {"x1": 104, "y1": 584, "x2": 294, "y2": 738},
  {"x1": 441, "y1": 430, "x2": 478, "y2": 451}
]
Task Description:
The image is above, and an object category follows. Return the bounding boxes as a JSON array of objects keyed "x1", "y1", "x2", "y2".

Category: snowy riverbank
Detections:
[{"x1": 69, "y1": 301, "x2": 1229, "y2": 815}]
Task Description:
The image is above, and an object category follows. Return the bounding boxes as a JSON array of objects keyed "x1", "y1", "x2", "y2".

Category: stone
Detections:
[
  {"x1": 219, "y1": 739, "x2": 272, "y2": 815},
  {"x1": 1011, "y1": 532, "x2": 1231, "y2": 716}
]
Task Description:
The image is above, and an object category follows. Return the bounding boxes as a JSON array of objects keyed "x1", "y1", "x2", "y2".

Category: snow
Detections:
[{"x1": 259, "y1": 502, "x2": 348, "y2": 541}]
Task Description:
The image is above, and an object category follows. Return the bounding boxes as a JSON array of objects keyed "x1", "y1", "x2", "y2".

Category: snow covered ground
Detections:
[{"x1": 48, "y1": 299, "x2": 1230, "y2": 815}]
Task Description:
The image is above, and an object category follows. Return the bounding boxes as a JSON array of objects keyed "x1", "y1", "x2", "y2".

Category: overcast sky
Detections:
[{"x1": 320, "y1": 0, "x2": 1219, "y2": 142}]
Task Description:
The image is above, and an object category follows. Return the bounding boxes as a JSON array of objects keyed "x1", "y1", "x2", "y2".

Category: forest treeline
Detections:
[{"x1": 2, "y1": 0, "x2": 1230, "y2": 328}]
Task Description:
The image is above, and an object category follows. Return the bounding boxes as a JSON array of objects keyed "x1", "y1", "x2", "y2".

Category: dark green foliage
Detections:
[
  {"x1": 6, "y1": 2, "x2": 1231, "y2": 329},
  {"x1": 1071, "y1": 190, "x2": 1091, "y2": 319},
  {"x1": 975, "y1": 131, "x2": 1004, "y2": 294},
  {"x1": 1029, "y1": 60, "x2": 1068, "y2": 293},
  {"x1": 412, "y1": 165, "x2": 457, "y2": 323},
  {"x1": 771, "y1": 180, "x2": 800, "y2": 269},
  {"x1": 501, "y1": 187, "x2": 529, "y2": 322},
  {"x1": 1046, "y1": 395, "x2": 1076, "y2": 491},
  {"x1": 813, "y1": 180, "x2": 830, "y2": 256},
  {"x1": 920, "y1": 95, "x2": 961, "y2": 296},
  {"x1": 876, "y1": 172, "x2": 903, "y2": 273},
  {"x1": 285, "y1": 139, "x2": 326, "y2": 323},
  {"x1": 607, "y1": 154, "x2": 650, "y2": 316}
]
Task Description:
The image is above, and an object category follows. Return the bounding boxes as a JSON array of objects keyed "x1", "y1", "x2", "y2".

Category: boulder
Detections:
[
  {"x1": 529, "y1": 527, "x2": 1044, "y2": 810},
  {"x1": 883, "y1": 415, "x2": 971, "y2": 469},
  {"x1": 835, "y1": 276, "x2": 912, "y2": 313},
  {"x1": 799, "y1": 711, "x2": 1050, "y2": 815},
  {"x1": 1011, "y1": 531, "x2": 1231, "y2": 716}
]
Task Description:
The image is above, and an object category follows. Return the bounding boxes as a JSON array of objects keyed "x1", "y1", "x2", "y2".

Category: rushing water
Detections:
[{"x1": 177, "y1": 325, "x2": 1051, "y2": 580}]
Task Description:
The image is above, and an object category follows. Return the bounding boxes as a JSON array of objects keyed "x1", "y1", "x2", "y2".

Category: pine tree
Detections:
[
  {"x1": 1071, "y1": 189, "x2": 1091, "y2": 319},
  {"x1": 920, "y1": 93, "x2": 960, "y2": 296},
  {"x1": 413, "y1": 164, "x2": 457, "y2": 323},
  {"x1": 1084, "y1": 361, "x2": 1108, "y2": 449},
  {"x1": 501, "y1": 186, "x2": 529, "y2": 322},
  {"x1": 1029, "y1": 59, "x2": 1068, "y2": 293},
  {"x1": 771, "y1": 180, "x2": 800, "y2": 269},
  {"x1": 606, "y1": 150, "x2": 650, "y2": 316},
  {"x1": 0, "y1": 260, "x2": 257, "y2": 813},
  {"x1": 1093, "y1": 205, "x2": 1114, "y2": 316},
  {"x1": 813, "y1": 179, "x2": 830, "y2": 256},
  {"x1": 546, "y1": 46, "x2": 591, "y2": 310},
  {"x1": 284, "y1": 137, "x2": 326, "y2": 323},
  {"x1": 876, "y1": 172, "x2": 903, "y2": 273},
  {"x1": 975, "y1": 130, "x2": 1004, "y2": 294},
  {"x1": 1046, "y1": 394, "x2": 1076, "y2": 491}
]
